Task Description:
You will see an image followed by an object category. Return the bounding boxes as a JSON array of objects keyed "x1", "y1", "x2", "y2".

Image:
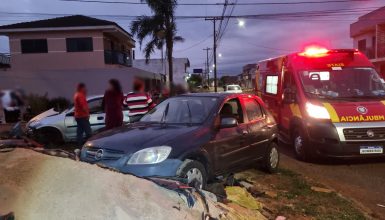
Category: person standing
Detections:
[
  {"x1": 103, "y1": 79, "x2": 124, "y2": 130},
  {"x1": 124, "y1": 80, "x2": 155, "y2": 122},
  {"x1": 0, "y1": 91, "x2": 5, "y2": 124},
  {"x1": 74, "y1": 83, "x2": 91, "y2": 145}
]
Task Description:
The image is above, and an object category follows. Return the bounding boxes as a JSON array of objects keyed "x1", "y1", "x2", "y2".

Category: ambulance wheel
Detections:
[{"x1": 293, "y1": 128, "x2": 315, "y2": 162}]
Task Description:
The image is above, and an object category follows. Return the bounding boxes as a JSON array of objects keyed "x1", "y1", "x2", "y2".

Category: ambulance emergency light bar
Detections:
[{"x1": 298, "y1": 45, "x2": 360, "y2": 58}]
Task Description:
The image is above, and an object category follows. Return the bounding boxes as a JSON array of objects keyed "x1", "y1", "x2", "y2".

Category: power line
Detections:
[
  {"x1": 0, "y1": 6, "x2": 378, "y2": 20},
  {"x1": 174, "y1": 35, "x2": 212, "y2": 52},
  {"x1": 60, "y1": 0, "x2": 370, "y2": 6}
]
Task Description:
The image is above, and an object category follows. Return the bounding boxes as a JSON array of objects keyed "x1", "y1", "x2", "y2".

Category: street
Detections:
[{"x1": 279, "y1": 144, "x2": 385, "y2": 219}]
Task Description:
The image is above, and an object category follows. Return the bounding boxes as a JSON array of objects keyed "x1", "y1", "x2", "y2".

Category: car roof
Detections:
[
  {"x1": 178, "y1": 92, "x2": 256, "y2": 99},
  {"x1": 87, "y1": 93, "x2": 129, "y2": 100},
  {"x1": 87, "y1": 95, "x2": 104, "y2": 100}
]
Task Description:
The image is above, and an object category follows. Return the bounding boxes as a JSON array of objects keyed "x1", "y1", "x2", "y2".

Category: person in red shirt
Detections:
[
  {"x1": 74, "y1": 83, "x2": 91, "y2": 145},
  {"x1": 103, "y1": 79, "x2": 124, "y2": 130}
]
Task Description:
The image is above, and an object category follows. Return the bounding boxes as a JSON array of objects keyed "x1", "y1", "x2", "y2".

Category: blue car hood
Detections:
[{"x1": 87, "y1": 123, "x2": 200, "y2": 153}]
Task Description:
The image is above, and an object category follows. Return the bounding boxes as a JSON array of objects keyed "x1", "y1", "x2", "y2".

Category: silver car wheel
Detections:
[
  {"x1": 294, "y1": 135, "x2": 303, "y2": 155},
  {"x1": 269, "y1": 147, "x2": 279, "y2": 168},
  {"x1": 186, "y1": 168, "x2": 203, "y2": 189}
]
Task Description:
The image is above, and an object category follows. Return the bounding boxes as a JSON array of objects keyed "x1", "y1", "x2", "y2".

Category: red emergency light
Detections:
[{"x1": 298, "y1": 46, "x2": 329, "y2": 57}]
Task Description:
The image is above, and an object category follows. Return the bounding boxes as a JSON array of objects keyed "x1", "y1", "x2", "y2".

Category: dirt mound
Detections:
[{"x1": 0, "y1": 148, "x2": 216, "y2": 220}]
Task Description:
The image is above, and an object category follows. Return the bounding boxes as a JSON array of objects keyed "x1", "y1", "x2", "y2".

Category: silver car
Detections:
[{"x1": 26, "y1": 95, "x2": 130, "y2": 143}]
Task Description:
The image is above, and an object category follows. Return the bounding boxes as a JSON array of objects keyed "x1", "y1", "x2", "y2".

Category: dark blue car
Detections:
[{"x1": 81, "y1": 93, "x2": 279, "y2": 188}]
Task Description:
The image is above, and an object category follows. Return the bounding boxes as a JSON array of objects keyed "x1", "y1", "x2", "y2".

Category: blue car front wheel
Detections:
[{"x1": 177, "y1": 160, "x2": 207, "y2": 189}]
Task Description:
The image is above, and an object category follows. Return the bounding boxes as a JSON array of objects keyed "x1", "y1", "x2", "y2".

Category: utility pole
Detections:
[
  {"x1": 203, "y1": 47, "x2": 211, "y2": 87},
  {"x1": 205, "y1": 17, "x2": 223, "y2": 92}
]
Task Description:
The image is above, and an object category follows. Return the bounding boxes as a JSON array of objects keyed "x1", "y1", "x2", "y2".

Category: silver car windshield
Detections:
[
  {"x1": 299, "y1": 68, "x2": 385, "y2": 99},
  {"x1": 227, "y1": 85, "x2": 240, "y2": 91},
  {"x1": 140, "y1": 97, "x2": 218, "y2": 124}
]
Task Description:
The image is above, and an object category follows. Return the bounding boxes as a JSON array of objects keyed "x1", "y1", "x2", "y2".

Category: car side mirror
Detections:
[
  {"x1": 283, "y1": 88, "x2": 296, "y2": 104},
  {"x1": 220, "y1": 117, "x2": 238, "y2": 128}
]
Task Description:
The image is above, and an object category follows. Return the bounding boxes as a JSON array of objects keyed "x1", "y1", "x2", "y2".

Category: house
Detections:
[
  {"x1": 350, "y1": 6, "x2": 385, "y2": 74},
  {"x1": 133, "y1": 58, "x2": 190, "y2": 87},
  {"x1": 239, "y1": 63, "x2": 257, "y2": 89},
  {"x1": 0, "y1": 15, "x2": 162, "y2": 98}
]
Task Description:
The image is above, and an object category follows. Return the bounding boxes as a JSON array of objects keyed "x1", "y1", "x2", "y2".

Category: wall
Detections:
[
  {"x1": 353, "y1": 32, "x2": 375, "y2": 49},
  {"x1": 0, "y1": 67, "x2": 161, "y2": 99},
  {"x1": 8, "y1": 30, "x2": 106, "y2": 70},
  {"x1": 133, "y1": 58, "x2": 189, "y2": 87}
]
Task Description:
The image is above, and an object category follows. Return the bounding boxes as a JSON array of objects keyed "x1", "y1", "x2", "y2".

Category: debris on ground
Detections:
[
  {"x1": 0, "y1": 148, "x2": 227, "y2": 220},
  {"x1": 225, "y1": 186, "x2": 263, "y2": 210},
  {"x1": 230, "y1": 169, "x2": 367, "y2": 220},
  {"x1": 377, "y1": 204, "x2": 385, "y2": 208},
  {"x1": 310, "y1": 186, "x2": 333, "y2": 193}
]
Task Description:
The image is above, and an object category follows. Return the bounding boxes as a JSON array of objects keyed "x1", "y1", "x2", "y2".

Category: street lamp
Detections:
[
  {"x1": 218, "y1": 53, "x2": 222, "y2": 58},
  {"x1": 238, "y1": 19, "x2": 245, "y2": 27}
]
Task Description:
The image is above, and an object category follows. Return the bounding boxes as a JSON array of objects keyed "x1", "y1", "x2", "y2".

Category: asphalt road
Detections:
[{"x1": 278, "y1": 144, "x2": 385, "y2": 219}]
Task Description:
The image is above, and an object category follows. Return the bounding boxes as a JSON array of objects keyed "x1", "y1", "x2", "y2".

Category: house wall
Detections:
[
  {"x1": 133, "y1": 58, "x2": 189, "y2": 87},
  {"x1": 8, "y1": 30, "x2": 107, "y2": 70}
]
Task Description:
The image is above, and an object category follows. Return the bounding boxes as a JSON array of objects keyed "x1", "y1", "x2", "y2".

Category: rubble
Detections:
[
  {"x1": 225, "y1": 186, "x2": 263, "y2": 210},
  {"x1": 0, "y1": 148, "x2": 225, "y2": 220},
  {"x1": 310, "y1": 186, "x2": 333, "y2": 193}
]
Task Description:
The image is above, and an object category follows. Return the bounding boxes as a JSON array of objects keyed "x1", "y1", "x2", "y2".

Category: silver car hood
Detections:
[{"x1": 27, "y1": 108, "x2": 61, "y2": 127}]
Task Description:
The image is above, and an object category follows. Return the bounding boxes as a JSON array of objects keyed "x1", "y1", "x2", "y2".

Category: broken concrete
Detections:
[{"x1": 0, "y1": 148, "x2": 223, "y2": 220}]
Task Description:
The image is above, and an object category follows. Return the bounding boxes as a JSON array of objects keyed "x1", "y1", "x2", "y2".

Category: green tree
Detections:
[
  {"x1": 187, "y1": 74, "x2": 203, "y2": 87},
  {"x1": 130, "y1": 0, "x2": 184, "y2": 85}
]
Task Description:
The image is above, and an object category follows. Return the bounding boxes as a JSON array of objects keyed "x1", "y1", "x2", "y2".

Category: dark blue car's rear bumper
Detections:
[{"x1": 80, "y1": 149, "x2": 183, "y2": 177}]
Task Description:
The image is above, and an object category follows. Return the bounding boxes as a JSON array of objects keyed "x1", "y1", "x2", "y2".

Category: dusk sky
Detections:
[{"x1": 0, "y1": 0, "x2": 384, "y2": 75}]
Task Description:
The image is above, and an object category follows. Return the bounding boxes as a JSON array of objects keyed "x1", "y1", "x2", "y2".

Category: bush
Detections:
[
  {"x1": 26, "y1": 94, "x2": 50, "y2": 117},
  {"x1": 25, "y1": 94, "x2": 71, "y2": 120},
  {"x1": 48, "y1": 97, "x2": 70, "y2": 112}
]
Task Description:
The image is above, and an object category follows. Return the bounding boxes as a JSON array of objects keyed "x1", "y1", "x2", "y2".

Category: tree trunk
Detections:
[{"x1": 166, "y1": 37, "x2": 173, "y2": 86}]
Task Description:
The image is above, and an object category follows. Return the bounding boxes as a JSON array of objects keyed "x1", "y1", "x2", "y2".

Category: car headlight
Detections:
[
  {"x1": 305, "y1": 102, "x2": 330, "y2": 119},
  {"x1": 127, "y1": 146, "x2": 172, "y2": 165},
  {"x1": 29, "y1": 120, "x2": 42, "y2": 128}
]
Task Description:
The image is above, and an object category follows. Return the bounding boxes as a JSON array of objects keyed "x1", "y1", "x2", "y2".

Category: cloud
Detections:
[{"x1": 0, "y1": 0, "x2": 384, "y2": 74}]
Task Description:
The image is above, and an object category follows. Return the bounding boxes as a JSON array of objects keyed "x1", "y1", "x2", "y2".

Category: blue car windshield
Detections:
[{"x1": 140, "y1": 96, "x2": 218, "y2": 124}]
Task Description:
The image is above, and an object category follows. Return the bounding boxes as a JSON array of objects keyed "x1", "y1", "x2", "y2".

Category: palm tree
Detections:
[{"x1": 130, "y1": 0, "x2": 184, "y2": 85}]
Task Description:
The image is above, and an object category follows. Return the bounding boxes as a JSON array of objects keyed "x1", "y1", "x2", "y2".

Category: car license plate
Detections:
[{"x1": 360, "y1": 146, "x2": 383, "y2": 154}]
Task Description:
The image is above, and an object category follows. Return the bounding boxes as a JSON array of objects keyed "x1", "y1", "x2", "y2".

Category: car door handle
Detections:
[
  {"x1": 242, "y1": 130, "x2": 249, "y2": 135},
  {"x1": 97, "y1": 116, "x2": 104, "y2": 120}
]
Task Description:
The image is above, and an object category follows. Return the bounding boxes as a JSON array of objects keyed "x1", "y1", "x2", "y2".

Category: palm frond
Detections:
[{"x1": 173, "y1": 36, "x2": 185, "y2": 43}]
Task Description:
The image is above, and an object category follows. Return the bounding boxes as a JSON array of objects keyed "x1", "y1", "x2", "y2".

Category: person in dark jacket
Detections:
[{"x1": 103, "y1": 79, "x2": 124, "y2": 130}]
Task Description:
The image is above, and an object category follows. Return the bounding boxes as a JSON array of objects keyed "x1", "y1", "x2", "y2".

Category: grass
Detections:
[{"x1": 274, "y1": 168, "x2": 367, "y2": 220}]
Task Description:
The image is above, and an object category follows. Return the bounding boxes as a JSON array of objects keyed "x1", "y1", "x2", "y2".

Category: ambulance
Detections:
[{"x1": 256, "y1": 46, "x2": 385, "y2": 161}]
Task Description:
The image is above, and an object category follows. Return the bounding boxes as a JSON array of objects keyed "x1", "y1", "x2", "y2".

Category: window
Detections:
[
  {"x1": 266, "y1": 75, "x2": 278, "y2": 94},
  {"x1": 88, "y1": 98, "x2": 104, "y2": 114},
  {"x1": 244, "y1": 99, "x2": 263, "y2": 121},
  {"x1": 21, "y1": 39, "x2": 48, "y2": 53},
  {"x1": 358, "y1": 39, "x2": 366, "y2": 52},
  {"x1": 66, "y1": 37, "x2": 93, "y2": 52},
  {"x1": 140, "y1": 97, "x2": 218, "y2": 124},
  {"x1": 220, "y1": 98, "x2": 244, "y2": 123}
]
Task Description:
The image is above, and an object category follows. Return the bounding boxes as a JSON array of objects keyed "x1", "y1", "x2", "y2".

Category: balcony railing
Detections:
[
  {"x1": 104, "y1": 50, "x2": 132, "y2": 67},
  {"x1": 0, "y1": 53, "x2": 10, "y2": 67}
]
